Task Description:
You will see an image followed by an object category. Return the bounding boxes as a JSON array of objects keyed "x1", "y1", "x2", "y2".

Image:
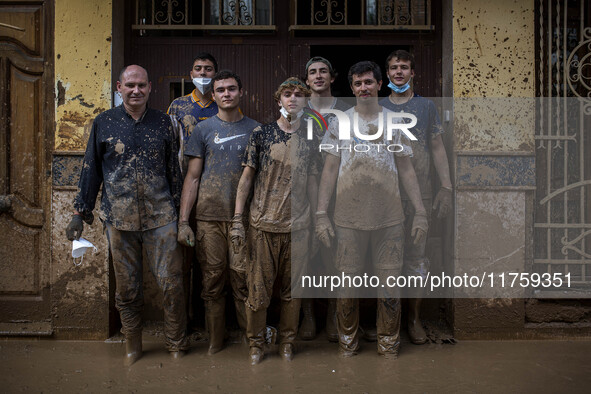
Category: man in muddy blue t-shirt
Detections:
[
  {"x1": 379, "y1": 50, "x2": 452, "y2": 346},
  {"x1": 177, "y1": 70, "x2": 259, "y2": 355}
]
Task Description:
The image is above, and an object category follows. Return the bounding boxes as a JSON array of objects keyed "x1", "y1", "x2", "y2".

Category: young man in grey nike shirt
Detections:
[{"x1": 178, "y1": 70, "x2": 259, "y2": 355}]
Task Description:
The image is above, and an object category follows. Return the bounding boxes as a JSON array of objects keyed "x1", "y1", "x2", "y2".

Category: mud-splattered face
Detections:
[
  {"x1": 117, "y1": 66, "x2": 151, "y2": 112},
  {"x1": 212, "y1": 78, "x2": 242, "y2": 110},
  {"x1": 387, "y1": 58, "x2": 414, "y2": 87},
  {"x1": 190, "y1": 59, "x2": 216, "y2": 79},
  {"x1": 306, "y1": 61, "x2": 335, "y2": 95},
  {"x1": 278, "y1": 88, "x2": 306, "y2": 115},
  {"x1": 350, "y1": 71, "x2": 382, "y2": 101}
]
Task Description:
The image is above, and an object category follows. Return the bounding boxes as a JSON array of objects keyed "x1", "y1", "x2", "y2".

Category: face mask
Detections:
[
  {"x1": 72, "y1": 237, "x2": 97, "y2": 266},
  {"x1": 279, "y1": 105, "x2": 304, "y2": 125},
  {"x1": 388, "y1": 78, "x2": 412, "y2": 94},
  {"x1": 192, "y1": 77, "x2": 212, "y2": 94}
]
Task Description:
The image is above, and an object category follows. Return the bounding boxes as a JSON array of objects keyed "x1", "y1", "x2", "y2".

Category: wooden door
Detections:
[{"x1": 0, "y1": 1, "x2": 53, "y2": 335}]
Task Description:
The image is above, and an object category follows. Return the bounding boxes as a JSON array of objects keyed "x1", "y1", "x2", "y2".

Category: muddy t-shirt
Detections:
[
  {"x1": 379, "y1": 95, "x2": 444, "y2": 200},
  {"x1": 243, "y1": 121, "x2": 320, "y2": 233},
  {"x1": 167, "y1": 90, "x2": 218, "y2": 143},
  {"x1": 322, "y1": 106, "x2": 412, "y2": 231},
  {"x1": 184, "y1": 115, "x2": 260, "y2": 221}
]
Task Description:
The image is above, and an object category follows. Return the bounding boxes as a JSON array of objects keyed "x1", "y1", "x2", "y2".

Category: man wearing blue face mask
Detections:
[
  {"x1": 379, "y1": 50, "x2": 453, "y2": 346},
  {"x1": 167, "y1": 53, "x2": 219, "y2": 157}
]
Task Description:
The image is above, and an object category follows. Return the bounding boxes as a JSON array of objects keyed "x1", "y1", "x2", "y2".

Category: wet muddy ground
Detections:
[{"x1": 2, "y1": 334, "x2": 590, "y2": 393}]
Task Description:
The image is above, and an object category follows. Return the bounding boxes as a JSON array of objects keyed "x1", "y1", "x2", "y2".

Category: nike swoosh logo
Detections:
[{"x1": 214, "y1": 134, "x2": 246, "y2": 144}]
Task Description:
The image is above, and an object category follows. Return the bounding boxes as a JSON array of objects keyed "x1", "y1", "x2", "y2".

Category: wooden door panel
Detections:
[
  {"x1": 0, "y1": 1, "x2": 51, "y2": 331},
  {"x1": 10, "y1": 66, "x2": 42, "y2": 208},
  {"x1": 0, "y1": 5, "x2": 42, "y2": 55}
]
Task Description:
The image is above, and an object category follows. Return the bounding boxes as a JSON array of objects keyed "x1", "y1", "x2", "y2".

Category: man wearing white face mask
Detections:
[
  {"x1": 379, "y1": 49, "x2": 453, "y2": 346},
  {"x1": 167, "y1": 53, "x2": 219, "y2": 333},
  {"x1": 232, "y1": 78, "x2": 321, "y2": 365},
  {"x1": 167, "y1": 53, "x2": 219, "y2": 158}
]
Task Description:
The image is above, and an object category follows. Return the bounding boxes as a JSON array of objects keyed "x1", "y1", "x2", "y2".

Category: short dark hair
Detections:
[
  {"x1": 212, "y1": 70, "x2": 242, "y2": 90},
  {"x1": 192, "y1": 52, "x2": 218, "y2": 72},
  {"x1": 385, "y1": 49, "x2": 415, "y2": 70},
  {"x1": 348, "y1": 61, "x2": 382, "y2": 85}
]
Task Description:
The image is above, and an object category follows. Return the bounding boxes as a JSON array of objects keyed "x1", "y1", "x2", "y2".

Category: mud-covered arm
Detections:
[
  {"x1": 307, "y1": 175, "x2": 318, "y2": 219},
  {"x1": 396, "y1": 156, "x2": 426, "y2": 214},
  {"x1": 397, "y1": 156, "x2": 428, "y2": 244},
  {"x1": 234, "y1": 166, "x2": 256, "y2": 216},
  {"x1": 431, "y1": 134, "x2": 452, "y2": 189},
  {"x1": 317, "y1": 154, "x2": 340, "y2": 213},
  {"x1": 73, "y1": 121, "x2": 103, "y2": 224},
  {"x1": 179, "y1": 157, "x2": 203, "y2": 222},
  {"x1": 166, "y1": 122, "x2": 183, "y2": 211}
]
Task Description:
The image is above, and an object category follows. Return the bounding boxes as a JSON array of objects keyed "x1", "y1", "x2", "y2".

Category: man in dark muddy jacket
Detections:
[{"x1": 66, "y1": 65, "x2": 187, "y2": 366}]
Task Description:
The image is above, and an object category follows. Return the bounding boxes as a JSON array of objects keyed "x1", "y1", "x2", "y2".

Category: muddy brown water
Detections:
[{"x1": 2, "y1": 336, "x2": 590, "y2": 393}]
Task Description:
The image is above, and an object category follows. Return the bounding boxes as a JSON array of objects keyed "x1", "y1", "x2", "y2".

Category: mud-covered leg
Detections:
[
  {"x1": 106, "y1": 223, "x2": 144, "y2": 365},
  {"x1": 336, "y1": 298, "x2": 360, "y2": 356},
  {"x1": 144, "y1": 222, "x2": 188, "y2": 354},
  {"x1": 376, "y1": 297, "x2": 401, "y2": 358}
]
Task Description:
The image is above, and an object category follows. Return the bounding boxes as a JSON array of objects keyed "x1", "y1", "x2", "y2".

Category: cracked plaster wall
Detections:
[
  {"x1": 54, "y1": 0, "x2": 112, "y2": 151},
  {"x1": 52, "y1": 0, "x2": 112, "y2": 338}
]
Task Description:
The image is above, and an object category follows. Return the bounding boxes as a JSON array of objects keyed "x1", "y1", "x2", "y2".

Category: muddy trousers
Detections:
[
  {"x1": 334, "y1": 224, "x2": 404, "y2": 354},
  {"x1": 105, "y1": 221, "x2": 188, "y2": 351},
  {"x1": 195, "y1": 220, "x2": 248, "y2": 331},
  {"x1": 245, "y1": 228, "x2": 309, "y2": 349},
  {"x1": 337, "y1": 298, "x2": 401, "y2": 354}
]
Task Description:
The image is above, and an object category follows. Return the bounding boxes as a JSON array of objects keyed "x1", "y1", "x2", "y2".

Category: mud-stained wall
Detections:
[
  {"x1": 51, "y1": 0, "x2": 113, "y2": 339},
  {"x1": 54, "y1": 0, "x2": 112, "y2": 151},
  {"x1": 451, "y1": 0, "x2": 536, "y2": 338},
  {"x1": 453, "y1": 0, "x2": 535, "y2": 152}
]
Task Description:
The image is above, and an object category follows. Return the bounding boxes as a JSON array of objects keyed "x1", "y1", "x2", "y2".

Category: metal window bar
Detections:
[
  {"x1": 132, "y1": 0, "x2": 275, "y2": 30},
  {"x1": 289, "y1": 0, "x2": 433, "y2": 31}
]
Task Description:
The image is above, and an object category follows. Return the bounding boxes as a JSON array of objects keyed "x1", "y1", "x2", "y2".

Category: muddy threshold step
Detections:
[{"x1": 0, "y1": 322, "x2": 53, "y2": 336}]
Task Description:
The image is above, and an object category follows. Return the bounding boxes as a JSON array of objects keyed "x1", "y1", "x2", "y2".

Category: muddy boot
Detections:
[
  {"x1": 246, "y1": 307, "x2": 267, "y2": 365},
  {"x1": 249, "y1": 346, "x2": 264, "y2": 365},
  {"x1": 408, "y1": 297, "x2": 427, "y2": 345},
  {"x1": 279, "y1": 299, "x2": 301, "y2": 360},
  {"x1": 279, "y1": 343, "x2": 294, "y2": 361},
  {"x1": 124, "y1": 334, "x2": 143, "y2": 366},
  {"x1": 299, "y1": 298, "x2": 316, "y2": 340},
  {"x1": 205, "y1": 299, "x2": 226, "y2": 355},
  {"x1": 325, "y1": 298, "x2": 338, "y2": 342}
]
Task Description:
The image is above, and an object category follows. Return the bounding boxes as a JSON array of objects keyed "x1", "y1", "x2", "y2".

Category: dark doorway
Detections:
[{"x1": 310, "y1": 45, "x2": 411, "y2": 97}]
